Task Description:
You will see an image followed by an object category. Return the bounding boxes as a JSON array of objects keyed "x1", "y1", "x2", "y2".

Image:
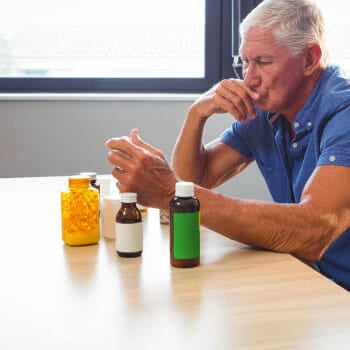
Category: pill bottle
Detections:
[
  {"x1": 102, "y1": 194, "x2": 121, "y2": 240},
  {"x1": 61, "y1": 175, "x2": 100, "y2": 246},
  {"x1": 170, "y1": 181, "x2": 200, "y2": 267},
  {"x1": 116, "y1": 192, "x2": 143, "y2": 258}
]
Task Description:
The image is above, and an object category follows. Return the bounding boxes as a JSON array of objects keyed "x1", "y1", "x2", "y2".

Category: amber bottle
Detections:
[
  {"x1": 116, "y1": 192, "x2": 143, "y2": 257},
  {"x1": 170, "y1": 182, "x2": 200, "y2": 267}
]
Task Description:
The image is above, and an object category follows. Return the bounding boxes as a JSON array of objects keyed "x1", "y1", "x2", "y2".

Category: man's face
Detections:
[{"x1": 240, "y1": 27, "x2": 306, "y2": 117}]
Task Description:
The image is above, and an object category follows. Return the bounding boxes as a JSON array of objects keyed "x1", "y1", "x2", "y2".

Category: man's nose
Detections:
[{"x1": 243, "y1": 64, "x2": 260, "y2": 88}]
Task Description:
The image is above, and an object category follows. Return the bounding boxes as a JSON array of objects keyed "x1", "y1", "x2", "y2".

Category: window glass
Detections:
[
  {"x1": 314, "y1": 0, "x2": 350, "y2": 74},
  {"x1": 0, "y1": 0, "x2": 205, "y2": 79}
]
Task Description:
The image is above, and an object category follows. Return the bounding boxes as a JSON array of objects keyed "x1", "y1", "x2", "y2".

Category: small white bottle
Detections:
[{"x1": 102, "y1": 194, "x2": 121, "y2": 240}]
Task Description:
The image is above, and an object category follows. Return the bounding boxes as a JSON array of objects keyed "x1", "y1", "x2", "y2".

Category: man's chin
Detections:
[{"x1": 255, "y1": 100, "x2": 274, "y2": 113}]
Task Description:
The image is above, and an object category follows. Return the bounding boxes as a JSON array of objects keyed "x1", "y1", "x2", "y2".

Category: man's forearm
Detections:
[
  {"x1": 172, "y1": 107, "x2": 208, "y2": 183},
  {"x1": 195, "y1": 186, "x2": 336, "y2": 262}
]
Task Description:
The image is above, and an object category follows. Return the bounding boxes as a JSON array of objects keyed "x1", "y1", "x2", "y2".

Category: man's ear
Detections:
[{"x1": 303, "y1": 44, "x2": 322, "y2": 76}]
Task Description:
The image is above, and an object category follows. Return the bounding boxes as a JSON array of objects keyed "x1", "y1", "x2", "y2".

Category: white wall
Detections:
[{"x1": 0, "y1": 96, "x2": 271, "y2": 200}]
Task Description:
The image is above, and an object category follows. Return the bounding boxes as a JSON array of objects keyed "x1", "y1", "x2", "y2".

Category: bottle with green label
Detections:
[{"x1": 170, "y1": 181, "x2": 200, "y2": 268}]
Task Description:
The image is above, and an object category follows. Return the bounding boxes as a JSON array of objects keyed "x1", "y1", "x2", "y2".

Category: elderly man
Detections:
[{"x1": 106, "y1": 0, "x2": 350, "y2": 289}]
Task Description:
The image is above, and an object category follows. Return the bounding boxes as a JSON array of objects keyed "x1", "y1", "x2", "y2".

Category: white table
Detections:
[{"x1": 0, "y1": 176, "x2": 350, "y2": 349}]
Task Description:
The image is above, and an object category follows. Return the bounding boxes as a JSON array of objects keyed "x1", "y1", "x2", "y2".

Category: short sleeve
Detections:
[
  {"x1": 318, "y1": 106, "x2": 350, "y2": 167},
  {"x1": 220, "y1": 121, "x2": 255, "y2": 160}
]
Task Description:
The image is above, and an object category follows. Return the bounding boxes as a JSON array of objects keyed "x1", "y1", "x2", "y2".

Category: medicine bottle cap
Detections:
[
  {"x1": 68, "y1": 175, "x2": 90, "y2": 188},
  {"x1": 80, "y1": 172, "x2": 97, "y2": 180},
  {"x1": 175, "y1": 181, "x2": 194, "y2": 197},
  {"x1": 120, "y1": 192, "x2": 137, "y2": 203}
]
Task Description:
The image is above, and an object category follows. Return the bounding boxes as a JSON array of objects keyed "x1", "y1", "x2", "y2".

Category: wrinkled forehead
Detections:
[{"x1": 239, "y1": 26, "x2": 282, "y2": 56}]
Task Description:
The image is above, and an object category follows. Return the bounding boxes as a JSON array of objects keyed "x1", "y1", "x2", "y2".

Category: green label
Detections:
[{"x1": 174, "y1": 211, "x2": 200, "y2": 259}]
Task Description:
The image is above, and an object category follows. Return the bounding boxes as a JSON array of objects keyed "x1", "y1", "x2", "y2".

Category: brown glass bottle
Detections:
[
  {"x1": 170, "y1": 182, "x2": 200, "y2": 267},
  {"x1": 116, "y1": 192, "x2": 143, "y2": 258}
]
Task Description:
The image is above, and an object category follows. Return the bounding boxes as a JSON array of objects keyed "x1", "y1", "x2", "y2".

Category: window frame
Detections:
[{"x1": 0, "y1": 0, "x2": 259, "y2": 93}]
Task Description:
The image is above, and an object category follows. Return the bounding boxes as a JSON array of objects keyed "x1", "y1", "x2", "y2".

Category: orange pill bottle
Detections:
[{"x1": 61, "y1": 176, "x2": 100, "y2": 246}]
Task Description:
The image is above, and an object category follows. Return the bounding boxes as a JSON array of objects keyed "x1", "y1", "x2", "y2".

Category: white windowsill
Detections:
[{"x1": 0, "y1": 93, "x2": 200, "y2": 102}]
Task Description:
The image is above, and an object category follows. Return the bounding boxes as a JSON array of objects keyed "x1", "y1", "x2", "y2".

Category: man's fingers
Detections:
[
  {"x1": 107, "y1": 149, "x2": 132, "y2": 172},
  {"x1": 106, "y1": 136, "x2": 142, "y2": 160},
  {"x1": 106, "y1": 131, "x2": 168, "y2": 176},
  {"x1": 105, "y1": 136, "x2": 130, "y2": 152},
  {"x1": 130, "y1": 129, "x2": 165, "y2": 159},
  {"x1": 219, "y1": 79, "x2": 257, "y2": 119}
]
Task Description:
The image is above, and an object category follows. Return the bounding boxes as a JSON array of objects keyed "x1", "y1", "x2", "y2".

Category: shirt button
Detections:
[
  {"x1": 292, "y1": 142, "x2": 298, "y2": 148},
  {"x1": 307, "y1": 121, "x2": 312, "y2": 127},
  {"x1": 329, "y1": 155, "x2": 336, "y2": 162},
  {"x1": 294, "y1": 122, "x2": 300, "y2": 128}
]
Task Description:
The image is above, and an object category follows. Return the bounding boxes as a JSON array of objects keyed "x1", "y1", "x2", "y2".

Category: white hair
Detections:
[{"x1": 240, "y1": 0, "x2": 328, "y2": 66}]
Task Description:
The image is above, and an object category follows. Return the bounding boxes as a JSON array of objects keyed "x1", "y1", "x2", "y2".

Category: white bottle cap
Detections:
[
  {"x1": 120, "y1": 192, "x2": 137, "y2": 203},
  {"x1": 175, "y1": 181, "x2": 194, "y2": 197},
  {"x1": 79, "y1": 171, "x2": 97, "y2": 180}
]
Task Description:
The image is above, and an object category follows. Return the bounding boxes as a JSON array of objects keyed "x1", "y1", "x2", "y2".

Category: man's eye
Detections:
[
  {"x1": 240, "y1": 58, "x2": 272, "y2": 66},
  {"x1": 256, "y1": 59, "x2": 272, "y2": 65}
]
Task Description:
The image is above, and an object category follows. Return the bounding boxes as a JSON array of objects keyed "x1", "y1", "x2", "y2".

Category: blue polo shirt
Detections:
[{"x1": 221, "y1": 65, "x2": 350, "y2": 290}]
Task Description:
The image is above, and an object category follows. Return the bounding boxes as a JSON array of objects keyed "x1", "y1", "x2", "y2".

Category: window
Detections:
[
  {"x1": 0, "y1": 0, "x2": 239, "y2": 93},
  {"x1": 230, "y1": 0, "x2": 263, "y2": 79},
  {"x1": 314, "y1": 0, "x2": 350, "y2": 74},
  {"x1": 1, "y1": 1, "x2": 344, "y2": 94}
]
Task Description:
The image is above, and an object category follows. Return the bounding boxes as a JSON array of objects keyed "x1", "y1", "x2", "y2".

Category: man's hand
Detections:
[
  {"x1": 191, "y1": 78, "x2": 260, "y2": 123},
  {"x1": 105, "y1": 129, "x2": 177, "y2": 209}
]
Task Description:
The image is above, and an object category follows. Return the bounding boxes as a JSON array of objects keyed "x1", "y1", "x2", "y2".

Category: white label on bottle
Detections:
[{"x1": 115, "y1": 222, "x2": 143, "y2": 253}]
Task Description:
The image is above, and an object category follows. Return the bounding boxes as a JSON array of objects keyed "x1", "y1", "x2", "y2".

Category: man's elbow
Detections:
[
  {"x1": 295, "y1": 222, "x2": 343, "y2": 263},
  {"x1": 297, "y1": 246, "x2": 327, "y2": 263}
]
